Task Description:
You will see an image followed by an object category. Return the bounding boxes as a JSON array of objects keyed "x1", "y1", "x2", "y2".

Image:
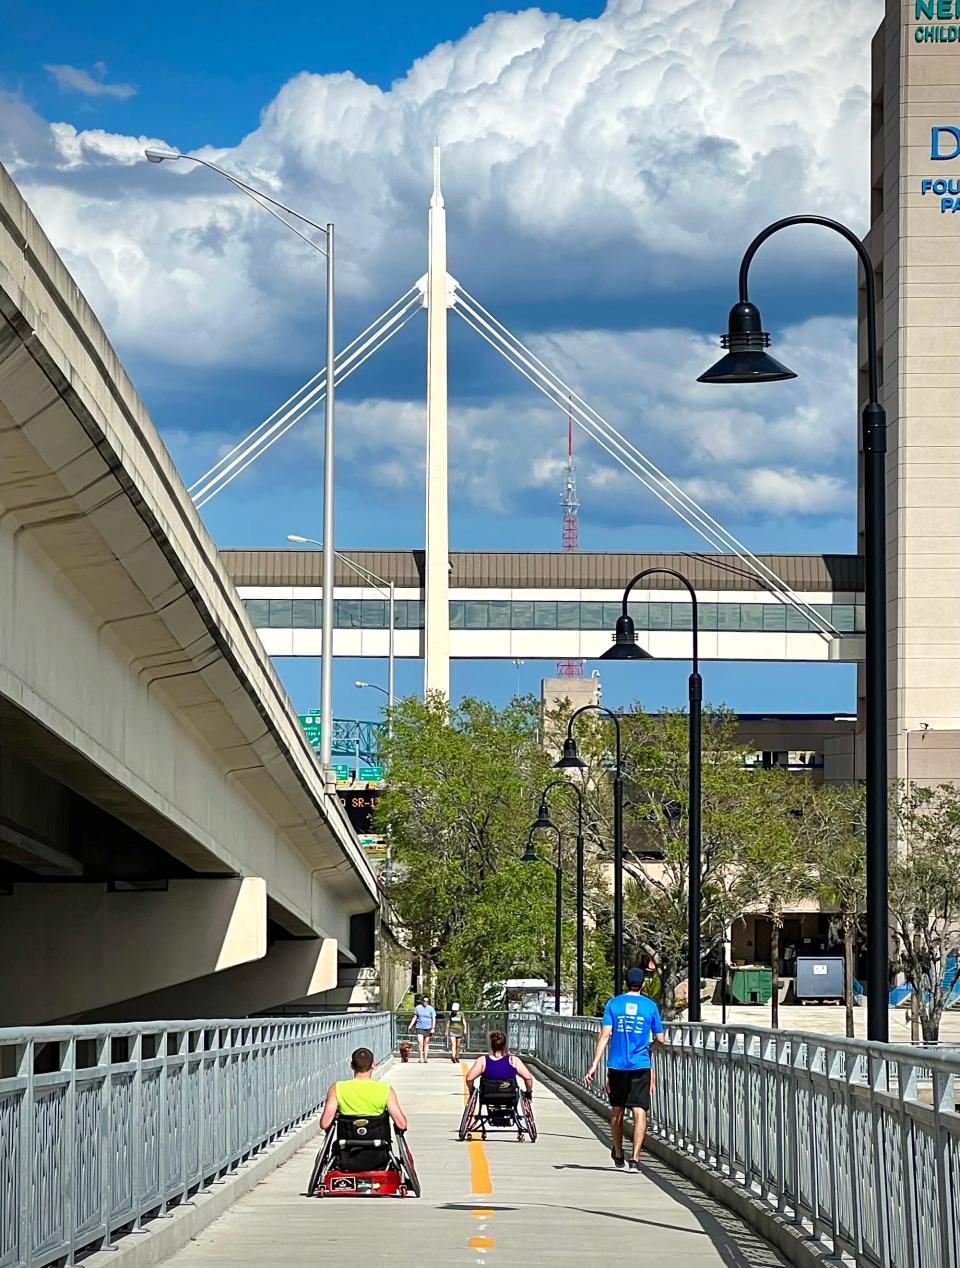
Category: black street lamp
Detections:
[
  {"x1": 521, "y1": 824, "x2": 564, "y2": 1014},
  {"x1": 699, "y1": 215, "x2": 889, "y2": 1043},
  {"x1": 599, "y1": 566, "x2": 703, "y2": 1023},
  {"x1": 556, "y1": 705, "x2": 624, "y2": 994},
  {"x1": 532, "y1": 781, "x2": 586, "y2": 1015}
]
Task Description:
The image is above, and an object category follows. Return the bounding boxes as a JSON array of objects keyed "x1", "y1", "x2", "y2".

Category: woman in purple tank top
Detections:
[{"x1": 465, "y1": 1031, "x2": 535, "y2": 1096}]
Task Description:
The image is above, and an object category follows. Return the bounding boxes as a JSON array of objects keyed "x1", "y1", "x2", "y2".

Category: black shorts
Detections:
[{"x1": 607, "y1": 1068, "x2": 652, "y2": 1111}]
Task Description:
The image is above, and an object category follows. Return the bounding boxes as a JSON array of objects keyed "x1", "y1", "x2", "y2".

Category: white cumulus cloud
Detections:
[{"x1": 5, "y1": 0, "x2": 881, "y2": 369}]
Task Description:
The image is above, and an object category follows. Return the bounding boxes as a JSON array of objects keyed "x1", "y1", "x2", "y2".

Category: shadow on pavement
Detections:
[{"x1": 543, "y1": 1076, "x2": 787, "y2": 1268}]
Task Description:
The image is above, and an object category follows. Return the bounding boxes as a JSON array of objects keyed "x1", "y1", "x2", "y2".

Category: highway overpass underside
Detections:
[{"x1": 0, "y1": 163, "x2": 378, "y2": 1024}]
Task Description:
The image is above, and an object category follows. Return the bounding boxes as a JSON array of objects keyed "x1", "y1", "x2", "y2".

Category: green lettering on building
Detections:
[{"x1": 917, "y1": 0, "x2": 960, "y2": 17}]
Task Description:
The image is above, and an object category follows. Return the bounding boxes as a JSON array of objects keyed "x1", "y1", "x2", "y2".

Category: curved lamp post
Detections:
[
  {"x1": 521, "y1": 824, "x2": 564, "y2": 1013},
  {"x1": 145, "y1": 148, "x2": 337, "y2": 773},
  {"x1": 556, "y1": 704, "x2": 624, "y2": 994},
  {"x1": 698, "y1": 215, "x2": 888, "y2": 1043},
  {"x1": 532, "y1": 780, "x2": 586, "y2": 1015},
  {"x1": 599, "y1": 567, "x2": 702, "y2": 1021}
]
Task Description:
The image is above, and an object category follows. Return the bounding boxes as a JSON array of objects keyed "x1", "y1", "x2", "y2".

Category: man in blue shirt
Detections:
[
  {"x1": 585, "y1": 966, "x2": 664, "y2": 1171},
  {"x1": 407, "y1": 996, "x2": 437, "y2": 1063}
]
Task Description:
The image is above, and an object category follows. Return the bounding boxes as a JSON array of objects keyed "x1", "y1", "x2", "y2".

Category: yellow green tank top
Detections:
[{"x1": 335, "y1": 1078, "x2": 390, "y2": 1117}]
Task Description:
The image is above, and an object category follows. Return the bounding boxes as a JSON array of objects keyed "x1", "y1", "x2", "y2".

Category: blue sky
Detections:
[{"x1": 0, "y1": 0, "x2": 883, "y2": 724}]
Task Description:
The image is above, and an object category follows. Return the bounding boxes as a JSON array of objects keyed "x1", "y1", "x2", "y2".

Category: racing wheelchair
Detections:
[
  {"x1": 458, "y1": 1076, "x2": 537, "y2": 1143},
  {"x1": 307, "y1": 1112, "x2": 421, "y2": 1198}
]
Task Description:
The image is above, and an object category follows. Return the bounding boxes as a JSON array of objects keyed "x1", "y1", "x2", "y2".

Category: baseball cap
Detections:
[{"x1": 626, "y1": 966, "x2": 646, "y2": 987}]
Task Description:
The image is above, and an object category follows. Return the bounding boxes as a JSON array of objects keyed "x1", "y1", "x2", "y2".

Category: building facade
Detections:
[{"x1": 870, "y1": 1, "x2": 960, "y2": 785}]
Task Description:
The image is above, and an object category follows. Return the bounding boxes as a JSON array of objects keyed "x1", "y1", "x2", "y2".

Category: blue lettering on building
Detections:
[{"x1": 932, "y1": 126, "x2": 960, "y2": 159}]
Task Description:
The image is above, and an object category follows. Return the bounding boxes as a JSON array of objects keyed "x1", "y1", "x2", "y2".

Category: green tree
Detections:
[
  {"x1": 741, "y1": 769, "x2": 816, "y2": 1030},
  {"x1": 805, "y1": 781, "x2": 867, "y2": 1038},
  {"x1": 374, "y1": 693, "x2": 560, "y2": 1005},
  {"x1": 549, "y1": 704, "x2": 767, "y2": 1018},
  {"x1": 891, "y1": 782, "x2": 960, "y2": 1041}
]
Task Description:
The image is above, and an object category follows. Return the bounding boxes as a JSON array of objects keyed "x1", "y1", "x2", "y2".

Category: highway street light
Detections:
[
  {"x1": 532, "y1": 781, "x2": 587, "y2": 1015},
  {"x1": 521, "y1": 823, "x2": 565, "y2": 1014},
  {"x1": 599, "y1": 566, "x2": 703, "y2": 1023},
  {"x1": 146, "y1": 148, "x2": 337, "y2": 771},
  {"x1": 356, "y1": 680, "x2": 388, "y2": 698},
  {"x1": 556, "y1": 705, "x2": 624, "y2": 995},
  {"x1": 699, "y1": 215, "x2": 889, "y2": 1043},
  {"x1": 287, "y1": 535, "x2": 395, "y2": 739}
]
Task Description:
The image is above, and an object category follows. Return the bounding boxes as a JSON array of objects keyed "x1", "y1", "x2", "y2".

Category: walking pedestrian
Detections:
[
  {"x1": 446, "y1": 1002, "x2": 466, "y2": 1062},
  {"x1": 408, "y1": 995, "x2": 436, "y2": 1063},
  {"x1": 585, "y1": 966, "x2": 664, "y2": 1171}
]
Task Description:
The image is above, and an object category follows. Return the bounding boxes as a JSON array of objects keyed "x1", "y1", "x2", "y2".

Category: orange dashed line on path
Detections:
[{"x1": 461, "y1": 1060, "x2": 496, "y2": 1252}]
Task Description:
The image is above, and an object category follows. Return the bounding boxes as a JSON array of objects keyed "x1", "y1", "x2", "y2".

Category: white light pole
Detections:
[
  {"x1": 288, "y1": 535, "x2": 395, "y2": 738},
  {"x1": 146, "y1": 148, "x2": 338, "y2": 770}
]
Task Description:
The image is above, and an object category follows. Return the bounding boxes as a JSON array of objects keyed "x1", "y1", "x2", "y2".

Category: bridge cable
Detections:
[
  {"x1": 188, "y1": 287, "x2": 418, "y2": 494},
  {"x1": 452, "y1": 287, "x2": 838, "y2": 639},
  {"x1": 192, "y1": 291, "x2": 422, "y2": 507}
]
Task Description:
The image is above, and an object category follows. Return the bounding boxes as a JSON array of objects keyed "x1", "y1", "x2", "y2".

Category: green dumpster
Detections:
[{"x1": 731, "y1": 967, "x2": 773, "y2": 1005}]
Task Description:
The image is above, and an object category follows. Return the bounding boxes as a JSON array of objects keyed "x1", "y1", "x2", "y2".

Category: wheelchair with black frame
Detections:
[
  {"x1": 459, "y1": 1075, "x2": 537, "y2": 1143},
  {"x1": 308, "y1": 1111, "x2": 421, "y2": 1198}
]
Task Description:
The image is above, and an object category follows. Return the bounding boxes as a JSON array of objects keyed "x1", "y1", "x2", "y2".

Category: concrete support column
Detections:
[
  {"x1": 424, "y1": 146, "x2": 451, "y2": 698},
  {"x1": 84, "y1": 936, "x2": 338, "y2": 1022},
  {"x1": 0, "y1": 877, "x2": 266, "y2": 1024}
]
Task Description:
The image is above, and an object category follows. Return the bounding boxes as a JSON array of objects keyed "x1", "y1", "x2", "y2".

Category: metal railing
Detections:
[
  {"x1": 530, "y1": 1015, "x2": 960, "y2": 1268},
  {"x1": 0, "y1": 1013, "x2": 393, "y2": 1268},
  {"x1": 395, "y1": 1010, "x2": 538, "y2": 1056}
]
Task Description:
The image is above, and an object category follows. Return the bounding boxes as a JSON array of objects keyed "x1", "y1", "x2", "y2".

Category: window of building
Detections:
[
  {"x1": 268, "y1": 599, "x2": 292, "y2": 628},
  {"x1": 534, "y1": 601, "x2": 557, "y2": 629},
  {"x1": 244, "y1": 599, "x2": 270, "y2": 627},
  {"x1": 487, "y1": 601, "x2": 512, "y2": 629},
  {"x1": 292, "y1": 599, "x2": 318, "y2": 628}
]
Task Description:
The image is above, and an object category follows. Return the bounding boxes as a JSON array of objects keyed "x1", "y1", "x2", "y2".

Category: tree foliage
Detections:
[
  {"x1": 546, "y1": 703, "x2": 781, "y2": 1016},
  {"x1": 891, "y1": 782, "x2": 960, "y2": 1041},
  {"x1": 374, "y1": 693, "x2": 560, "y2": 1005},
  {"x1": 806, "y1": 781, "x2": 867, "y2": 1037},
  {"x1": 376, "y1": 691, "x2": 894, "y2": 1035}
]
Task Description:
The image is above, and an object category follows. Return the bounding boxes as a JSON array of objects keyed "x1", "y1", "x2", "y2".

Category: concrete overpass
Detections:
[
  {"x1": 224, "y1": 548, "x2": 864, "y2": 664},
  {"x1": 0, "y1": 163, "x2": 377, "y2": 1024}
]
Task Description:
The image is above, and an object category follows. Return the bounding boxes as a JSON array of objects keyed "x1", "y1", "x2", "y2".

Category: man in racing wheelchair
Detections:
[
  {"x1": 308, "y1": 1047, "x2": 420, "y2": 1197},
  {"x1": 459, "y1": 1030, "x2": 537, "y2": 1142}
]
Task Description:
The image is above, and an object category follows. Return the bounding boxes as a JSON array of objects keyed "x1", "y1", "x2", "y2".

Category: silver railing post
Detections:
[
  {"x1": 517, "y1": 1016, "x2": 960, "y2": 1268},
  {"x1": 0, "y1": 1012, "x2": 392, "y2": 1267}
]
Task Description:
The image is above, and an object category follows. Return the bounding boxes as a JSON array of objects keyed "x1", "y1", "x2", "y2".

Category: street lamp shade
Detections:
[
  {"x1": 697, "y1": 301, "x2": 796, "y2": 384},
  {"x1": 144, "y1": 148, "x2": 180, "y2": 164},
  {"x1": 287, "y1": 534, "x2": 309, "y2": 544},
  {"x1": 521, "y1": 834, "x2": 541, "y2": 865},
  {"x1": 354, "y1": 680, "x2": 369, "y2": 688},
  {"x1": 599, "y1": 611, "x2": 653, "y2": 661},
  {"x1": 532, "y1": 799, "x2": 557, "y2": 833},
  {"x1": 554, "y1": 736, "x2": 586, "y2": 771}
]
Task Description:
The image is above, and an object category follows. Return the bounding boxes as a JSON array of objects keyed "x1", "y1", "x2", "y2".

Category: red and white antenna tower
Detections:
[{"x1": 557, "y1": 401, "x2": 585, "y2": 677}]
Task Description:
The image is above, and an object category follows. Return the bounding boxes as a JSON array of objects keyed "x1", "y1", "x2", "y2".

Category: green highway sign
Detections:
[
  {"x1": 358, "y1": 765, "x2": 384, "y2": 781},
  {"x1": 332, "y1": 763, "x2": 351, "y2": 782},
  {"x1": 298, "y1": 713, "x2": 322, "y2": 748}
]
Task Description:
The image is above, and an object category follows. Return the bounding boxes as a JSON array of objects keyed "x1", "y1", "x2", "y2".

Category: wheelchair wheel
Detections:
[
  {"x1": 520, "y1": 1096, "x2": 538, "y2": 1144},
  {"x1": 307, "y1": 1129, "x2": 334, "y2": 1195},
  {"x1": 458, "y1": 1090, "x2": 478, "y2": 1141},
  {"x1": 397, "y1": 1133, "x2": 421, "y2": 1198}
]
